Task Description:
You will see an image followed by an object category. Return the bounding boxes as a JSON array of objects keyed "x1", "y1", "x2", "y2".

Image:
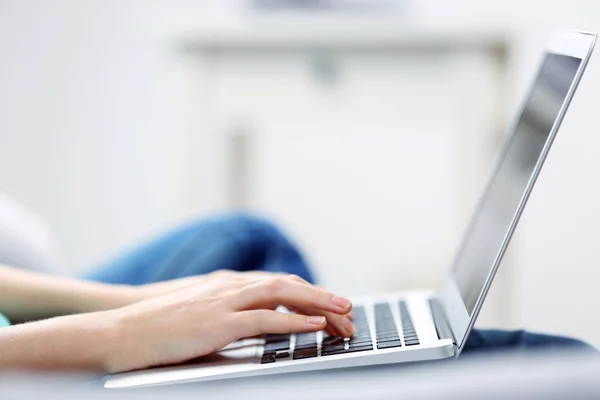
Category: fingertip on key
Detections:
[{"x1": 343, "y1": 316, "x2": 355, "y2": 337}]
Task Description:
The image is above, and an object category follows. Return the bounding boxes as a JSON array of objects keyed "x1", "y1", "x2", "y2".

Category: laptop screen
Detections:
[{"x1": 452, "y1": 53, "x2": 582, "y2": 314}]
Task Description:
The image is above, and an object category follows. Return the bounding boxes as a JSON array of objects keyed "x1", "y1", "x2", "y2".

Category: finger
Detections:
[
  {"x1": 286, "y1": 305, "x2": 354, "y2": 338},
  {"x1": 229, "y1": 277, "x2": 352, "y2": 315},
  {"x1": 282, "y1": 277, "x2": 354, "y2": 336},
  {"x1": 234, "y1": 310, "x2": 327, "y2": 338},
  {"x1": 331, "y1": 314, "x2": 355, "y2": 337}
]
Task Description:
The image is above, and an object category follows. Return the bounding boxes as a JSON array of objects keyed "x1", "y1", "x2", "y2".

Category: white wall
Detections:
[
  {"x1": 1, "y1": 0, "x2": 600, "y2": 347},
  {"x1": 0, "y1": 1, "x2": 243, "y2": 270}
]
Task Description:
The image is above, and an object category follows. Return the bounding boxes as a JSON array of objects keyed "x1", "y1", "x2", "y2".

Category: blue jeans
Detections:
[{"x1": 84, "y1": 213, "x2": 594, "y2": 354}]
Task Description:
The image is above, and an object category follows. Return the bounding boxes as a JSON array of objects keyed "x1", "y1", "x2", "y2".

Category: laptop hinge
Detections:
[{"x1": 429, "y1": 298, "x2": 457, "y2": 346}]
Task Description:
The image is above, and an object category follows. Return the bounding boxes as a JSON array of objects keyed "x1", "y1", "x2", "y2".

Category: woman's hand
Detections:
[
  {"x1": 128, "y1": 271, "x2": 351, "y2": 338},
  {"x1": 102, "y1": 274, "x2": 354, "y2": 373}
]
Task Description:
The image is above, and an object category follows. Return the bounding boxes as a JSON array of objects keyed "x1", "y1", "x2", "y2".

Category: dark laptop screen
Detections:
[{"x1": 452, "y1": 53, "x2": 582, "y2": 314}]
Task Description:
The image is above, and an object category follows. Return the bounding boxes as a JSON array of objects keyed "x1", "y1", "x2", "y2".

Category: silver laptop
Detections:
[{"x1": 105, "y1": 30, "x2": 596, "y2": 389}]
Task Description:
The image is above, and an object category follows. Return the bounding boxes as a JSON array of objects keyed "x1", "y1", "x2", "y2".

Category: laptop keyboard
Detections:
[{"x1": 261, "y1": 301, "x2": 419, "y2": 364}]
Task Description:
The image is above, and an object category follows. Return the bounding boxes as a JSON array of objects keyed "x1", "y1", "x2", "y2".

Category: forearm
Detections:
[
  {"x1": 0, "y1": 312, "x2": 120, "y2": 372},
  {"x1": 0, "y1": 265, "x2": 135, "y2": 322}
]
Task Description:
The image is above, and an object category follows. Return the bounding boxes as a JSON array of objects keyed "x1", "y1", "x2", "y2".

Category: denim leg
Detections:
[
  {"x1": 463, "y1": 329, "x2": 596, "y2": 354},
  {"x1": 82, "y1": 213, "x2": 314, "y2": 285}
]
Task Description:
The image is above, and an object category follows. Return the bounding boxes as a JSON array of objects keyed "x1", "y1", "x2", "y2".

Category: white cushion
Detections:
[{"x1": 0, "y1": 192, "x2": 63, "y2": 272}]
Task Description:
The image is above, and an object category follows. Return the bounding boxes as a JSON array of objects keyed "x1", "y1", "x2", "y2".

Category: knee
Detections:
[
  {"x1": 215, "y1": 212, "x2": 283, "y2": 238},
  {"x1": 204, "y1": 212, "x2": 314, "y2": 283}
]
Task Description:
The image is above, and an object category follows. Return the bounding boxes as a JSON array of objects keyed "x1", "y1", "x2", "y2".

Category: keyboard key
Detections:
[
  {"x1": 322, "y1": 346, "x2": 346, "y2": 354},
  {"x1": 322, "y1": 342, "x2": 346, "y2": 350},
  {"x1": 377, "y1": 341, "x2": 402, "y2": 349},
  {"x1": 322, "y1": 345, "x2": 373, "y2": 356},
  {"x1": 275, "y1": 351, "x2": 290, "y2": 359},
  {"x1": 349, "y1": 336, "x2": 373, "y2": 343},
  {"x1": 350, "y1": 334, "x2": 372, "y2": 341},
  {"x1": 293, "y1": 348, "x2": 318, "y2": 360},
  {"x1": 264, "y1": 341, "x2": 290, "y2": 352},
  {"x1": 376, "y1": 337, "x2": 401, "y2": 344},
  {"x1": 265, "y1": 334, "x2": 289, "y2": 341},
  {"x1": 345, "y1": 345, "x2": 373, "y2": 353},
  {"x1": 322, "y1": 341, "x2": 346, "y2": 348},
  {"x1": 405, "y1": 340, "x2": 420, "y2": 346},
  {"x1": 349, "y1": 338, "x2": 373, "y2": 346},
  {"x1": 261, "y1": 354, "x2": 276, "y2": 364},
  {"x1": 349, "y1": 343, "x2": 373, "y2": 350},
  {"x1": 321, "y1": 350, "x2": 344, "y2": 356},
  {"x1": 377, "y1": 335, "x2": 398, "y2": 341},
  {"x1": 376, "y1": 328, "x2": 398, "y2": 333},
  {"x1": 294, "y1": 344, "x2": 318, "y2": 351},
  {"x1": 295, "y1": 332, "x2": 317, "y2": 346},
  {"x1": 322, "y1": 336, "x2": 345, "y2": 344},
  {"x1": 376, "y1": 330, "x2": 396, "y2": 335},
  {"x1": 350, "y1": 333, "x2": 371, "y2": 338}
]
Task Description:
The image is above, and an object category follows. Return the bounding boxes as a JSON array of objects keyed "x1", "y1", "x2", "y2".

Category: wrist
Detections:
[
  {"x1": 69, "y1": 283, "x2": 142, "y2": 315},
  {"x1": 98, "y1": 306, "x2": 153, "y2": 373},
  {"x1": 51, "y1": 310, "x2": 143, "y2": 374},
  {"x1": 89, "y1": 283, "x2": 142, "y2": 311},
  {"x1": 65, "y1": 312, "x2": 124, "y2": 373}
]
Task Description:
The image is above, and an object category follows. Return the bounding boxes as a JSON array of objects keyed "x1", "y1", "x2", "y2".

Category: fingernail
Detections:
[
  {"x1": 343, "y1": 317, "x2": 355, "y2": 337},
  {"x1": 332, "y1": 295, "x2": 351, "y2": 310},
  {"x1": 307, "y1": 316, "x2": 326, "y2": 326}
]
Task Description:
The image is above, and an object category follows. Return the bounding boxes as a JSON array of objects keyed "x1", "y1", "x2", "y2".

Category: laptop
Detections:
[{"x1": 105, "y1": 30, "x2": 596, "y2": 389}]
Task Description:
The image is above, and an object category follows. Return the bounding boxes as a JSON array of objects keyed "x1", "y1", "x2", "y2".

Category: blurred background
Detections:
[{"x1": 0, "y1": 0, "x2": 599, "y2": 347}]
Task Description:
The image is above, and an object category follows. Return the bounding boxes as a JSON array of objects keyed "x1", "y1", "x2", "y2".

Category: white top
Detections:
[{"x1": 0, "y1": 192, "x2": 63, "y2": 273}]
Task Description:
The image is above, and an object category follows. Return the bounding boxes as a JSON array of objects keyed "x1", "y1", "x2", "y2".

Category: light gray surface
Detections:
[{"x1": 2, "y1": 352, "x2": 599, "y2": 399}]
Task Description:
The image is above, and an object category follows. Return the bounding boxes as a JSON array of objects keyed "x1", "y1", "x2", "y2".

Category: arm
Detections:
[
  {"x1": 0, "y1": 264, "x2": 135, "y2": 323},
  {"x1": 0, "y1": 274, "x2": 354, "y2": 373},
  {"x1": 0, "y1": 312, "x2": 118, "y2": 371}
]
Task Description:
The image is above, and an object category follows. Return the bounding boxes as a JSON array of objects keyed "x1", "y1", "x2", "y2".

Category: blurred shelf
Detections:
[{"x1": 180, "y1": 25, "x2": 509, "y2": 54}]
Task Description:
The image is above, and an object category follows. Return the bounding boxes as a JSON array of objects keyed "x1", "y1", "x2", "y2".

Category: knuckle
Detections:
[
  {"x1": 285, "y1": 313, "x2": 295, "y2": 327},
  {"x1": 284, "y1": 313, "x2": 300, "y2": 325},
  {"x1": 286, "y1": 274, "x2": 302, "y2": 283},
  {"x1": 314, "y1": 286, "x2": 328, "y2": 299},
  {"x1": 212, "y1": 270, "x2": 234, "y2": 280},
  {"x1": 208, "y1": 272, "x2": 226, "y2": 283},
  {"x1": 264, "y1": 276, "x2": 285, "y2": 292}
]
